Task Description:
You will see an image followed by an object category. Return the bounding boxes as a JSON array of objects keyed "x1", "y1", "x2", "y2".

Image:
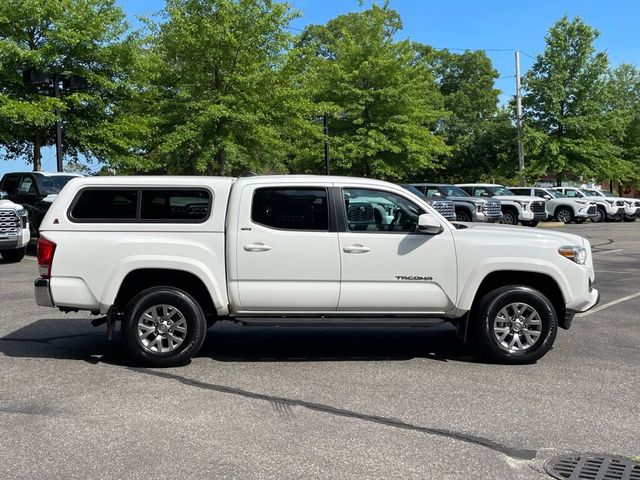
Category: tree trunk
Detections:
[
  {"x1": 556, "y1": 172, "x2": 563, "y2": 187},
  {"x1": 216, "y1": 148, "x2": 226, "y2": 176},
  {"x1": 33, "y1": 132, "x2": 42, "y2": 171}
]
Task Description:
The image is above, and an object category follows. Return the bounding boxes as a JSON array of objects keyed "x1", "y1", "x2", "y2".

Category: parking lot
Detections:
[{"x1": 1, "y1": 221, "x2": 639, "y2": 480}]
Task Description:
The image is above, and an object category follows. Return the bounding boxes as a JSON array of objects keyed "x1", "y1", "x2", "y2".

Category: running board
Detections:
[{"x1": 236, "y1": 317, "x2": 446, "y2": 327}]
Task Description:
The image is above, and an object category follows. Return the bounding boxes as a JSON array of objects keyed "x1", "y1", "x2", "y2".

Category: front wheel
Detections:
[
  {"x1": 591, "y1": 207, "x2": 605, "y2": 223},
  {"x1": 122, "y1": 287, "x2": 207, "y2": 367},
  {"x1": 623, "y1": 216, "x2": 636, "y2": 222},
  {"x1": 472, "y1": 286, "x2": 558, "y2": 364},
  {"x1": 0, "y1": 247, "x2": 26, "y2": 263},
  {"x1": 500, "y1": 209, "x2": 518, "y2": 225},
  {"x1": 556, "y1": 207, "x2": 574, "y2": 224},
  {"x1": 456, "y1": 209, "x2": 472, "y2": 222}
]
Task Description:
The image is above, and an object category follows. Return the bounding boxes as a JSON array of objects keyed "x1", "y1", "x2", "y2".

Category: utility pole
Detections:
[
  {"x1": 515, "y1": 50, "x2": 525, "y2": 186},
  {"x1": 53, "y1": 74, "x2": 64, "y2": 172},
  {"x1": 323, "y1": 112, "x2": 330, "y2": 175}
]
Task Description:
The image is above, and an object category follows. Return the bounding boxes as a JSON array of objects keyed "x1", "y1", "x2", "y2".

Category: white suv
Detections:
[
  {"x1": 0, "y1": 191, "x2": 30, "y2": 262},
  {"x1": 553, "y1": 187, "x2": 625, "y2": 223},
  {"x1": 509, "y1": 187, "x2": 597, "y2": 224}
]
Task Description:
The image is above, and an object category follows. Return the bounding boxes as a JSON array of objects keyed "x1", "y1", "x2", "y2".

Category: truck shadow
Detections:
[{"x1": 0, "y1": 318, "x2": 477, "y2": 365}]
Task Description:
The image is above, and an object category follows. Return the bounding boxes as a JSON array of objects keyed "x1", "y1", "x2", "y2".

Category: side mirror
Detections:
[
  {"x1": 544, "y1": 194, "x2": 551, "y2": 200},
  {"x1": 0, "y1": 191, "x2": 7, "y2": 200},
  {"x1": 418, "y1": 214, "x2": 444, "y2": 235}
]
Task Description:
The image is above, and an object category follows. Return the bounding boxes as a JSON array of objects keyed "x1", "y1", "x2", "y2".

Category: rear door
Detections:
[
  {"x1": 233, "y1": 183, "x2": 341, "y2": 312},
  {"x1": 336, "y1": 186, "x2": 457, "y2": 313}
]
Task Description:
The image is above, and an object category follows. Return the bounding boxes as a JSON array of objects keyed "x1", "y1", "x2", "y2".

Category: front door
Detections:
[
  {"x1": 232, "y1": 184, "x2": 341, "y2": 312},
  {"x1": 337, "y1": 186, "x2": 457, "y2": 313}
]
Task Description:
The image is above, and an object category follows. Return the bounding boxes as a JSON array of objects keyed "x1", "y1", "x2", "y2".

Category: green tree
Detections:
[
  {"x1": 294, "y1": 4, "x2": 448, "y2": 181},
  {"x1": 416, "y1": 46, "x2": 516, "y2": 182},
  {"x1": 0, "y1": 0, "x2": 140, "y2": 171},
  {"x1": 140, "y1": 0, "x2": 313, "y2": 176},
  {"x1": 521, "y1": 16, "x2": 625, "y2": 185},
  {"x1": 605, "y1": 64, "x2": 640, "y2": 185}
]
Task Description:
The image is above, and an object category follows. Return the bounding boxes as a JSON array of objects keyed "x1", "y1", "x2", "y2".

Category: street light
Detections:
[{"x1": 22, "y1": 69, "x2": 87, "y2": 172}]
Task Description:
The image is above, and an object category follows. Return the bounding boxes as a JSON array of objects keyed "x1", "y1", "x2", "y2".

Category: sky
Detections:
[{"x1": 2, "y1": 0, "x2": 639, "y2": 176}]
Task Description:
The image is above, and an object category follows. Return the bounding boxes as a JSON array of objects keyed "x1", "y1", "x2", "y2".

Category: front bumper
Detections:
[
  {"x1": 519, "y1": 210, "x2": 547, "y2": 221},
  {"x1": 605, "y1": 206, "x2": 625, "y2": 219},
  {"x1": 563, "y1": 289, "x2": 600, "y2": 329},
  {"x1": 474, "y1": 211, "x2": 503, "y2": 223},
  {"x1": 34, "y1": 278, "x2": 55, "y2": 307},
  {"x1": 575, "y1": 204, "x2": 597, "y2": 218}
]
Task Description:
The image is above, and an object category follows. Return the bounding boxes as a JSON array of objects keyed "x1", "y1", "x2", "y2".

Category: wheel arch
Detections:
[
  {"x1": 110, "y1": 268, "x2": 220, "y2": 318},
  {"x1": 468, "y1": 270, "x2": 567, "y2": 329}
]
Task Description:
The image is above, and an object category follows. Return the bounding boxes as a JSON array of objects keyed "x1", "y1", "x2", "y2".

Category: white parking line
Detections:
[
  {"x1": 593, "y1": 248, "x2": 624, "y2": 255},
  {"x1": 576, "y1": 291, "x2": 640, "y2": 317}
]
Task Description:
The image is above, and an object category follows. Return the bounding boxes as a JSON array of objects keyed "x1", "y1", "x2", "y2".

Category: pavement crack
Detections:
[
  {"x1": 0, "y1": 333, "x2": 101, "y2": 344},
  {"x1": 129, "y1": 367, "x2": 537, "y2": 461}
]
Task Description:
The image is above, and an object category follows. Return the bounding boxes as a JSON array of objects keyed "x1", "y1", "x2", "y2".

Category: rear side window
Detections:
[
  {"x1": 252, "y1": 187, "x2": 329, "y2": 231},
  {"x1": 71, "y1": 189, "x2": 138, "y2": 220},
  {"x1": 141, "y1": 189, "x2": 211, "y2": 221}
]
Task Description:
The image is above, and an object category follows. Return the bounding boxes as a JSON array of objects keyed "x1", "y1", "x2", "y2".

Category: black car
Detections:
[{"x1": 0, "y1": 172, "x2": 83, "y2": 235}]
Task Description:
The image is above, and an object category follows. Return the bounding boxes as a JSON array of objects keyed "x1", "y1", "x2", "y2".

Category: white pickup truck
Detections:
[
  {"x1": 0, "y1": 192, "x2": 30, "y2": 262},
  {"x1": 34, "y1": 176, "x2": 599, "y2": 366}
]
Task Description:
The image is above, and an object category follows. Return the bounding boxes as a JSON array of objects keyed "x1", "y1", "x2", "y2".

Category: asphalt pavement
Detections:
[{"x1": 1, "y1": 222, "x2": 639, "y2": 479}]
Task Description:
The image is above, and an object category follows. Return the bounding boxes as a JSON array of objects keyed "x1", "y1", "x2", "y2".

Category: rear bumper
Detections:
[{"x1": 34, "y1": 278, "x2": 54, "y2": 307}]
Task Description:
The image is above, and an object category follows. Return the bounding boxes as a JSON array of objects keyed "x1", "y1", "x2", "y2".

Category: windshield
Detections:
[
  {"x1": 36, "y1": 175, "x2": 79, "y2": 195},
  {"x1": 549, "y1": 190, "x2": 566, "y2": 198},
  {"x1": 400, "y1": 184, "x2": 428, "y2": 201},
  {"x1": 601, "y1": 191, "x2": 614, "y2": 197},
  {"x1": 443, "y1": 185, "x2": 470, "y2": 197},
  {"x1": 491, "y1": 186, "x2": 515, "y2": 196},
  {"x1": 582, "y1": 189, "x2": 602, "y2": 197}
]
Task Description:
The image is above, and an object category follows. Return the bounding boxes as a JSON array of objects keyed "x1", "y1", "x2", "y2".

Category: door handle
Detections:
[
  {"x1": 343, "y1": 244, "x2": 371, "y2": 254},
  {"x1": 244, "y1": 242, "x2": 273, "y2": 252}
]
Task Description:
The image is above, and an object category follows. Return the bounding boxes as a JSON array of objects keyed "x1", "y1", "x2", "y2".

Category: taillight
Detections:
[{"x1": 37, "y1": 236, "x2": 56, "y2": 278}]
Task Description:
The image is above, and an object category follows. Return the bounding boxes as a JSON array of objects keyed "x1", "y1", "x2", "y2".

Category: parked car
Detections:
[
  {"x1": 0, "y1": 191, "x2": 30, "y2": 262},
  {"x1": 509, "y1": 187, "x2": 597, "y2": 224},
  {"x1": 399, "y1": 184, "x2": 456, "y2": 221},
  {"x1": 35, "y1": 175, "x2": 598, "y2": 366},
  {"x1": 553, "y1": 187, "x2": 624, "y2": 223},
  {"x1": 581, "y1": 189, "x2": 640, "y2": 222},
  {"x1": 456, "y1": 183, "x2": 547, "y2": 227},
  {"x1": 0, "y1": 172, "x2": 83, "y2": 235},
  {"x1": 407, "y1": 183, "x2": 502, "y2": 223}
]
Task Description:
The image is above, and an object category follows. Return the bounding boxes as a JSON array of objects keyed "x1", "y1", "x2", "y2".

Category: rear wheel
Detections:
[
  {"x1": 500, "y1": 208, "x2": 518, "y2": 225},
  {"x1": 0, "y1": 247, "x2": 26, "y2": 263},
  {"x1": 472, "y1": 286, "x2": 557, "y2": 364},
  {"x1": 556, "y1": 207, "x2": 574, "y2": 224},
  {"x1": 122, "y1": 287, "x2": 207, "y2": 367}
]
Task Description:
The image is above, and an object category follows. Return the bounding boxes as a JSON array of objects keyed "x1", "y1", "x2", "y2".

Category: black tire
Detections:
[
  {"x1": 471, "y1": 286, "x2": 557, "y2": 364},
  {"x1": 623, "y1": 216, "x2": 637, "y2": 222},
  {"x1": 122, "y1": 286, "x2": 207, "y2": 367},
  {"x1": 456, "y1": 209, "x2": 472, "y2": 222},
  {"x1": 521, "y1": 220, "x2": 539, "y2": 227},
  {"x1": 591, "y1": 207, "x2": 605, "y2": 223},
  {"x1": 0, "y1": 247, "x2": 26, "y2": 263},
  {"x1": 555, "y1": 206, "x2": 574, "y2": 224},
  {"x1": 500, "y1": 208, "x2": 518, "y2": 225},
  {"x1": 574, "y1": 218, "x2": 585, "y2": 224}
]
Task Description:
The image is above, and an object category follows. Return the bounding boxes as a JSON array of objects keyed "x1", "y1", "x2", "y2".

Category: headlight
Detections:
[
  {"x1": 606, "y1": 199, "x2": 615, "y2": 204},
  {"x1": 558, "y1": 246, "x2": 587, "y2": 265},
  {"x1": 520, "y1": 201, "x2": 530, "y2": 209},
  {"x1": 474, "y1": 202, "x2": 484, "y2": 212}
]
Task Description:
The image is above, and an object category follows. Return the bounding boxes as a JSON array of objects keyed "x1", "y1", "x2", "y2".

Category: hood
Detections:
[
  {"x1": 0, "y1": 199, "x2": 25, "y2": 211},
  {"x1": 456, "y1": 222, "x2": 586, "y2": 247},
  {"x1": 495, "y1": 195, "x2": 543, "y2": 203},
  {"x1": 449, "y1": 195, "x2": 500, "y2": 204}
]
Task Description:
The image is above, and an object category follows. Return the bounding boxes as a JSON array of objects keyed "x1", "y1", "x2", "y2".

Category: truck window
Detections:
[
  {"x1": 70, "y1": 189, "x2": 138, "y2": 221},
  {"x1": 252, "y1": 187, "x2": 329, "y2": 231},
  {"x1": 1, "y1": 175, "x2": 22, "y2": 195},
  {"x1": 343, "y1": 188, "x2": 424, "y2": 233},
  {"x1": 141, "y1": 189, "x2": 211, "y2": 222}
]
